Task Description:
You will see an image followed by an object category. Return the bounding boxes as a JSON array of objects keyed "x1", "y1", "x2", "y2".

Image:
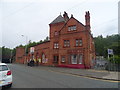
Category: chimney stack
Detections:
[
  {"x1": 63, "y1": 11, "x2": 69, "y2": 22},
  {"x1": 85, "y1": 11, "x2": 91, "y2": 31}
]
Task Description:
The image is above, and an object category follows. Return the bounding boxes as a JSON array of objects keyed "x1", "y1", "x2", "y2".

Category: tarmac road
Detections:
[{"x1": 8, "y1": 64, "x2": 119, "y2": 88}]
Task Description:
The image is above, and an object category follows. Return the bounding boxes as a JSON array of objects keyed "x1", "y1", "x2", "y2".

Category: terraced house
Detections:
[{"x1": 16, "y1": 11, "x2": 96, "y2": 69}]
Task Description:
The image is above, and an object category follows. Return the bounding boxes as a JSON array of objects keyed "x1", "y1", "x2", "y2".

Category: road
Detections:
[{"x1": 8, "y1": 64, "x2": 118, "y2": 88}]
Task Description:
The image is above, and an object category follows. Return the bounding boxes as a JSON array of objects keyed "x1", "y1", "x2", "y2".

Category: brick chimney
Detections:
[
  {"x1": 63, "y1": 11, "x2": 69, "y2": 22},
  {"x1": 85, "y1": 11, "x2": 91, "y2": 31}
]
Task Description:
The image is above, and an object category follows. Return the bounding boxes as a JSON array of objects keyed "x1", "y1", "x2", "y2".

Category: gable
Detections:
[{"x1": 60, "y1": 17, "x2": 85, "y2": 34}]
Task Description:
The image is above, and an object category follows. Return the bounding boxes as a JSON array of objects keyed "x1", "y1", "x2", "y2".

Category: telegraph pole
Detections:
[{"x1": 21, "y1": 35, "x2": 28, "y2": 64}]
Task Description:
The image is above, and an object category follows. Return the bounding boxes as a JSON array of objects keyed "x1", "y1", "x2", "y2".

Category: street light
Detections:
[
  {"x1": 21, "y1": 35, "x2": 28, "y2": 64},
  {"x1": 10, "y1": 50, "x2": 12, "y2": 63}
]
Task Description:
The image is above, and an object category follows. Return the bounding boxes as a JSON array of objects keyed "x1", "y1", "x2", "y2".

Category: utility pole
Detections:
[
  {"x1": 10, "y1": 50, "x2": 12, "y2": 63},
  {"x1": 21, "y1": 35, "x2": 28, "y2": 64}
]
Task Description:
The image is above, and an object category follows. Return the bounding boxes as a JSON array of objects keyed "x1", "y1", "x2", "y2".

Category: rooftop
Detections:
[{"x1": 50, "y1": 15, "x2": 65, "y2": 24}]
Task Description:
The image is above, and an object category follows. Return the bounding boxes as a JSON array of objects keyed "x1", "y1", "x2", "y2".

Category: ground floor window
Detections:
[
  {"x1": 79, "y1": 54, "x2": 83, "y2": 64},
  {"x1": 61, "y1": 56, "x2": 65, "y2": 63},
  {"x1": 71, "y1": 55, "x2": 77, "y2": 64},
  {"x1": 42, "y1": 53, "x2": 45, "y2": 63},
  {"x1": 70, "y1": 54, "x2": 83, "y2": 64}
]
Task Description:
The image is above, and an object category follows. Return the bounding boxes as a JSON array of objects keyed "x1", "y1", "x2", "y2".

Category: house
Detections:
[{"x1": 16, "y1": 11, "x2": 96, "y2": 69}]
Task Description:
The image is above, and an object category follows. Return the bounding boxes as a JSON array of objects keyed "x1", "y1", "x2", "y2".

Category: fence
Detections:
[{"x1": 94, "y1": 60, "x2": 120, "y2": 71}]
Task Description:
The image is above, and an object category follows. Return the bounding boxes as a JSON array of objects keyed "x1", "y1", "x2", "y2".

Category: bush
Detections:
[{"x1": 109, "y1": 55, "x2": 120, "y2": 64}]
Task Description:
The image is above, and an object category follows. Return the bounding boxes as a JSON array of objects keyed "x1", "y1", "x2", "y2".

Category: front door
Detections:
[{"x1": 53, "y1": 55, "x2": 59, "y2": 64}]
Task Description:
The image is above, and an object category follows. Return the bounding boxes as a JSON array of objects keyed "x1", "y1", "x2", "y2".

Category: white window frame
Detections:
[
  {"x1": 76, "y1": 39, "x2": 82, "y2": 46},
  {"x1": 64, "y1": 40, "x2": 70, "y2": 47},
  {"x1": 68, "y1": 25, "x2": 77, "y2": 31},
  {"x1": 61, "y1": 56, "x2": 65, "y2": 62},
  {"x1": 54, "y1": 43, "x2": 59, "y2": 49}
]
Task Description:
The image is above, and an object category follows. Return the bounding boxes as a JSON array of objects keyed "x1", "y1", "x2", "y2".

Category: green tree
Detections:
[
  {"x1": 2, "y1": 46, "x2": 12, "y2": 63},
  {"x1": 94, "y1": 34, "x2": 120, "y2": 58}
]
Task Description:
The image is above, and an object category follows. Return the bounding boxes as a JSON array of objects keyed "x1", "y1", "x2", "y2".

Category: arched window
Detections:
[{"x1": 42, "y1": 53, "x2": 45, "y2": 63}]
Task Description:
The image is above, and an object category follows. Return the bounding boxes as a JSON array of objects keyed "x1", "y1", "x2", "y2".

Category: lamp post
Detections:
[
  {"x1": 21, "y1": 35, "x2": 28, "y2": 64},
  {"x1": 10, "y1": 50, "x2": 12, "y2": 63}
]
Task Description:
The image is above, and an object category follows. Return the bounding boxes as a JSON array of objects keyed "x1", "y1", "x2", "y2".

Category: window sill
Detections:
[
  {"x1": 61, "y1": 62, "x2": 66, "y2": 63},
  {"x1": 74, "y1": 46, "x2": 82, "y2": 47},
  {"x1": 63, "y1": 46, "x2": 70, "y2": 48},
  {"x1": 53, "y1": 62, "x2": 58, "y2": 63},
  {"x1": 53, "y1": 48, "x2": 59, "y2": 49},
  {"x1": 67, "y1": 30, "x2": 77, "y2": 32}
]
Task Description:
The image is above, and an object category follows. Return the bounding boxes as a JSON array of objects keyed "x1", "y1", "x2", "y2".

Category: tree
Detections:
[
  {"x1": 2, "y1": 46, "x2": 12, "y2": 63},
  {"x1": 94, "y1": 34, "x2": 120, "y2": 58}
]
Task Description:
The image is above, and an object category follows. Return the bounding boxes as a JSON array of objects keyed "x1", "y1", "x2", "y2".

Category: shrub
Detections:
[{"x1": 109, "y1": 55, "x2": 120, "y2": 64}]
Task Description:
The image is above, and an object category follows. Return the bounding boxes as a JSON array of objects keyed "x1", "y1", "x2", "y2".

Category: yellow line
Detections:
[
  {"x1": 44, "y1": 69, "x2": 120, "y2": 83},
  {"x1": 87, "y1": 70, "x2": 108, "y2": 72}
]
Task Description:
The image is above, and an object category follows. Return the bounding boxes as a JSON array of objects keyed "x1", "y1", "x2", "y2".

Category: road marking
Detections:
[
  {"x1": 87, "y1": 69, "x2": 108, "y2": 72},
  {"x1": 43, "y1": 69, "x2": 120, "y2": 83}
]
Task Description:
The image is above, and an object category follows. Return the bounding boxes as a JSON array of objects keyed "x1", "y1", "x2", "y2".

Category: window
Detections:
[
  {"x1": 42, "y1": 53, "x2": 45, "y2": 63},
  {"x1": 71, "y1": 54, "x2": 77, "y2": 64},
  {"x1": 79, "y1": 54, "x2": 83, "y2": 64},
  {"x1": 61, "y1": 56, "x2": 65, "y2": 63},
  {"x1": 54, "y1": 42, "x2": 59, "y2": 49},
  {"x1": 76, "y1": 39, "x2": 82, "y2": 46},
  {"x1": 64, "y1": 40, "x2": 70, "y2": 47},
  {"x1": 68, "y1": 25, "x2": 76, "y2": 31},
  {"x1": 0, "y1": 65, "x2": 8, "y2": 71},
  {"x1": 70, "y1": 54, "x2": 83, "y2": 64}
]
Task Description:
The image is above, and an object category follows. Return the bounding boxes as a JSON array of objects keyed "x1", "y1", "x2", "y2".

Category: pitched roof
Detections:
[
  {"x1": 50, "y1": 15, "x2": 65, "y2": 24},
  {"x1": 59, "y1": 17, "x2": 85, "y2": 32}
]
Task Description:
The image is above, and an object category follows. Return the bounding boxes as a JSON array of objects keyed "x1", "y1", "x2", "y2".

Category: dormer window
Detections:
[{"x1": 68, "y1": 25, "x2": 76, "y2": 31}]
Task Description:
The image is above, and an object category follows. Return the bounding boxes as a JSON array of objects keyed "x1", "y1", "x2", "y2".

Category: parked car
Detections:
[{"x1": 0, "y1": 63, "x2": 12, "y2": 88}]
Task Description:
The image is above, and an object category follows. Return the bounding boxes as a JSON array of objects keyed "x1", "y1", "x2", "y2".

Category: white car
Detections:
[{"x1": 0, "y1": 63, "x2": 12, "y2": 88}]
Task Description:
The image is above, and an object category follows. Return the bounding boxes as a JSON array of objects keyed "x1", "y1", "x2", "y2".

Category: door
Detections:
[{"x1": 53, "y1": 55, "x2": 59, "y2": 63}]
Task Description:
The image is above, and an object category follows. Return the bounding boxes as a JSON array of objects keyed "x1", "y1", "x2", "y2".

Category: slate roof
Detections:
[{"x1": 50, "y1": 15, "x2": 65, "y2": 24}]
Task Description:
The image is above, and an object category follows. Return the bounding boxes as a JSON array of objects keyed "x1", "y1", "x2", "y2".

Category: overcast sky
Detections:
[{"x1": 0, "y1": 0, "x2": 119, "y2": 49}]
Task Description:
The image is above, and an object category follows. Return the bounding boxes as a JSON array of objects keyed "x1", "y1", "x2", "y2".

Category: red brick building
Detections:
[{"x1": 16, "y1": 11, "x2": 96, "y2": 68}]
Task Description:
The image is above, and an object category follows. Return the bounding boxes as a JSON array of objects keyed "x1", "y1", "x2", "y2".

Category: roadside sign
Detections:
[
  {"x1": 30, "y1": 47, "x2": 34, "y2": 53},
  {"x1": 108, "y1": 49, "x2": 113, "y2": 55}
]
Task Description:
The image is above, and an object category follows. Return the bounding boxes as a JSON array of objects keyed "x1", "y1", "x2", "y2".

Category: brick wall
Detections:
[{"x1": 16, "y1": 47, "x2": 25, "y2": 64}]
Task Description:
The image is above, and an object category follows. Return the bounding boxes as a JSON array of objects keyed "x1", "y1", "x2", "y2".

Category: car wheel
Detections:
[
  {"x1": 7, "y1": 83, "x2": 12, "y2": 88},
  {"x1": 2, "y1": 84, "x2": 12, "y2": 89}
]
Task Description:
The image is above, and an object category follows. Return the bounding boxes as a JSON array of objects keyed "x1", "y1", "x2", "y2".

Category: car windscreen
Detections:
[{"x1": 0, "y1": 65, "x2": 8, "y2": 71}]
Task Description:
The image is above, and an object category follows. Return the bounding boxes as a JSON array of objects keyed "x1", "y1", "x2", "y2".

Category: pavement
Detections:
[{"x1": 25, "y1": 64, "x2": 120, "y2": 81}]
